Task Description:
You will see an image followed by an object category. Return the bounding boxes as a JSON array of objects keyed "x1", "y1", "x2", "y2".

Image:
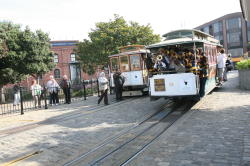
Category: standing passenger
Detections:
[
  {"x1": 13, "y1": 84, "x2": 20, "y2": 106},
  {"x1": 198, "y1": 53, "x2": 208, "y2": 97},
  {"x1": 46, "y1": 75, "x2": 60, "y2": 106},
  {"x1": 60, "y1": 75, "x2": 71, "y2": 104},
  {"x1": 113, "y1": 70, "x2": 125, "y2": 101},
  {"x1": 217, "y1": 49, "x2": 227, "y2": 85},
  {"x1": 98, "y1": 71, "x2": 109, "y2": 105},
  {"x1": 30, "y1": 80, "x2": 42, "y2": 108}
]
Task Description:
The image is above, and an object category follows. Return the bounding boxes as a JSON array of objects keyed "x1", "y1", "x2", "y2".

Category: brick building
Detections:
[{"x1": 6, "y1": 40, "x2": 97, "y2": 89}]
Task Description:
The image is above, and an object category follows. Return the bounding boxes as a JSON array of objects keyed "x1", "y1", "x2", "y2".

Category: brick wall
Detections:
[{"x1": 4, "y1": 40, "x2": 99, "y2": 89}]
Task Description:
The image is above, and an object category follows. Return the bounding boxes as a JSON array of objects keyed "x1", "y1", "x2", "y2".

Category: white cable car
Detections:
[
  {"x1": 146, "y1": 29, "x2": 222, "y2": 100},
  {"x1": 109, "y1": 45, "x2": 149, "y2": 96}
]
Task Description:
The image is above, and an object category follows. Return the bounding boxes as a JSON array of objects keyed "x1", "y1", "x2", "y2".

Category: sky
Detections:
[{"x1": 0, "y1": 0, "x2": 242, "y2": 41}]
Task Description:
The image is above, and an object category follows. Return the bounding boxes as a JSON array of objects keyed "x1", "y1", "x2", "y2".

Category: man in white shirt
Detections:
[{"x1": 217, "y1": 49, "x2": 227, "y2": 85}]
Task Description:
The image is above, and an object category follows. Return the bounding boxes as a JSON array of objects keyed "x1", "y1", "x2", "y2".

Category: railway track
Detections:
[
  {"x1": 64, "y1": 99, "x2": 195, "y2": 166},
  {"x1": 0, "y1": 97, "x2": 143, "y2": 138}
]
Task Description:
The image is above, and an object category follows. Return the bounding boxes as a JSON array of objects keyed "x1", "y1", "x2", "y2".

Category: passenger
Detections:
[
  {"x1": 154, "y1": 60, "x2": 167, "y2": 71},
  {"x1": 161, "y1": 50, "x2": 171, "y2": 70},
  {"x1": 198, "y1": 52, "x2": 208, "y2": 97},
  {"x1": 113, "y1": 69, "x2": 125, "y2": 101},
  {"x1": 217, "y1": 49, "x2": 227, "y2": 85},
  {"x1": 98, "y1": 71, "x2": 109, "y2": 105},
  {"x1": 173, "y1": 59, "x2": 186, "y2": 73},
  {"x1": 168, "y1": 54, "x2": 176, "y2": 71},
  {"x1": 59, "y1": 75, "x2": 71, "y2": 104},
  {"x1": 46, "y1": 75, "x2": 60, "y2": 106},
  {"x1": 31, "y1": 79, "x2": 42, "y2": 108},
  {"x1": 13, "y1": 84, "x2": 20, "y2": 106},
  {"x1": 184, "y1": 52, "x2": 192, "y2": 72},
  {"x1": 224, "y1": 55, "x2": 232, "y2": 81}
]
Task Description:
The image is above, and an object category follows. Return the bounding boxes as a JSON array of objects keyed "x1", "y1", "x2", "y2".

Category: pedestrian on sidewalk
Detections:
[
  {"x1": 217, "y1": 48, "x2": 227, "y2": 85},
  {"x1": 13, "y1": 84, "x2": 20, "y2": 106},
  {"x1": 60, "y1": 75, "x2": 71, "y2": 104},
  {"x1": 46, "y1": 75, "x2": 60, "y2": 106},
  {"x1": 30, "y1": 79, "x2": 42, "y2": 108},
  {"x1": 224, "y1": 55, "x2": 233, "y2": 81},
  {"x1": 98, "y1": 71, "x2": 109, "y2": 105},
  {"x1": 113, "y1": 69, "x2": 125, "y2": 101}
]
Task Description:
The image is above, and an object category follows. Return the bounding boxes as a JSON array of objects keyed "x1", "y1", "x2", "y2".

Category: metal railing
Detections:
[{"x1": 0, "y1": 80, "x2": 100, "y2": 116}]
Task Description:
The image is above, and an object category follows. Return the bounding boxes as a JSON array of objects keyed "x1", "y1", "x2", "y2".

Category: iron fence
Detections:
[{"x1": 0, "y1": 80, "x2": 100, "y2": 116}]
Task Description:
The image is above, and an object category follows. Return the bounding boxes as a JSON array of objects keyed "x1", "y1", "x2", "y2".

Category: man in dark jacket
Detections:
[
  {"x1": 113, "y1": 70, "x2": 125, "y2": 101},
  {"x1": 60, "y1": 75, "x2": 71, "y2": 104}
]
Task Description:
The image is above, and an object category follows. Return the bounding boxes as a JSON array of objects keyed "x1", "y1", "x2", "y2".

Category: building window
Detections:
[
  {"x1": 213, "y1": 21, "x2": 223, "y2": 34},
  {"x1": 214, "y1": 35, "x2": 224, "y2": 45},
  {"x1": 227, "y1": 31, "x2": 242, "y2": 48},
  {"x1": 203, "y1": 26, "x2": 209, "y2": 34},
  {"x1": 54, "y1": 54, "x2": 59, "y2": 63},
  {"x1": 226, "y1": 17, "x2": 241, "y2": 30},
  {"x1": 54, "y1": 69, "x2": 60, "y2": 78},
  {"x1": 70, "y1": 53, "x2": 76, "y2": 62}
]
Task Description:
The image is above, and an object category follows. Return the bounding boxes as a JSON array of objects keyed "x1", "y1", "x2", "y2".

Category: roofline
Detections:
[
  {"x1": 195, "y1": 12, "x2": 243, "y2": 29},
  {"x1": 146, "y1": 38, "x2": 221, "y2": 49},
  {"x1": 108, "y1": 49, "x2": 149, "y2": 57},
  {"x1": 162, "y1": 29, "x2": 213, "y2": 38}
]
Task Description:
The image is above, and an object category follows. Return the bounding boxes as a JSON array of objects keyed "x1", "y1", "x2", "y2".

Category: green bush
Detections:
[{"x1": 236, "y1": 59, "x2": 250, "y2": 70}]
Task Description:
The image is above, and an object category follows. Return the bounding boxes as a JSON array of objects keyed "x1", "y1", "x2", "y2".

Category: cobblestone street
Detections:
[
  {"x1": 128, "y1": 71, "x2": 250, "y2": 166},
  {"x1": 0, "y1": 95, "x2": 166, "y2": 166},
  {"x1": 0, "y1": 71, "x2": 250, "y2": 166}
]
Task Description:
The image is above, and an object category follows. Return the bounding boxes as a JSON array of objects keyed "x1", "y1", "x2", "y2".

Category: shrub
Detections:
[{"x1": 236, "y1": 59, "x2": 250, "y2": 70}]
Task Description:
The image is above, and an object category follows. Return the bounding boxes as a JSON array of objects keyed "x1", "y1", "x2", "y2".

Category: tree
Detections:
[
  {"x1": 0, "y1": 22, "x2": 54, "y2": 87},
  {"x1": 76, "y1": 15, "x2": 160, "y2": 75}
]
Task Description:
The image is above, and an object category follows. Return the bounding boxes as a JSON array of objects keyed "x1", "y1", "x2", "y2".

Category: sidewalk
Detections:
[
  {"x1": 129, "y1": 70, "x2": 250, "y2": 166},
  {"x1": 0, "y1": 95, "x2": 103, "y2": 130}
]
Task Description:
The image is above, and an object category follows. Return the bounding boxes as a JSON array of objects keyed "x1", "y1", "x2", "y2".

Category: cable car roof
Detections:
[
  {"x1": 147, "y1": 29, "x2": 221, "y2": 49},
  {"x1": 108, "y1": 49, "x2": 150, "y2": 57}
]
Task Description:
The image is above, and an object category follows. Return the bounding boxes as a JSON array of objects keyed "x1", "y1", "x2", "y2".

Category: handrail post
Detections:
[{"x1": 20, "y1": 86, "x2": 24, "y2": 115}]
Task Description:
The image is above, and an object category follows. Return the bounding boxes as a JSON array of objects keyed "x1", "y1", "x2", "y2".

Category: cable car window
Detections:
[
  {"x1": 130, "y1": 55, "x2": 141, "y2": 71},
  {"x1": 120, "y1": 55, "x2": 129, "y2": 72},
  {"x1": 111, "y1": 57, "x2": 119, "y2": 72}
]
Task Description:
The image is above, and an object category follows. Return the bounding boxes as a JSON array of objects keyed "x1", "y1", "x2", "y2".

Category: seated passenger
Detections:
[
  {"x1": 154, "y1": 60, "x2": 166, "y2": 71},
  {"x1": 173, "y1": 59, "x2": 186, "y2": 73}
]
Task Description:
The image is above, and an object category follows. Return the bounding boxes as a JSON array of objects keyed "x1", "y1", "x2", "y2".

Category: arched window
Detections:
[
  {"x1": 54, "y1": 69, "x2": 60, "y2": 78},
  {"x1": 70, "y1": 53, "x2": 76, "y2": 62},
  {"x1": 54, "y1": 54, "x2": 59, "y2": 63}
]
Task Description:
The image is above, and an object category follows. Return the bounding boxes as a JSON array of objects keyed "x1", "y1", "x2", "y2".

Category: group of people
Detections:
[
  {"x1": 152, "y1": 48, "x2": 207, "y2": 74},
  {"x1": 13, "y1": 74, "x2": 71, "y2": 108},
  {"x1": 97, "y1": 69, "x2": 125, "y2": 105},
  {"x1": 46, "y1": 75, "x2": 71, "y2": 106}
]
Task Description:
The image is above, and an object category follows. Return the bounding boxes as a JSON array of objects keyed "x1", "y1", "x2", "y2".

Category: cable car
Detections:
[
  {"x1": 146, "y1": 29, "x2": 222, "y2": 100},
  {"x1": 109, "y1": 45, "x2": 149, "y2": 96}
]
